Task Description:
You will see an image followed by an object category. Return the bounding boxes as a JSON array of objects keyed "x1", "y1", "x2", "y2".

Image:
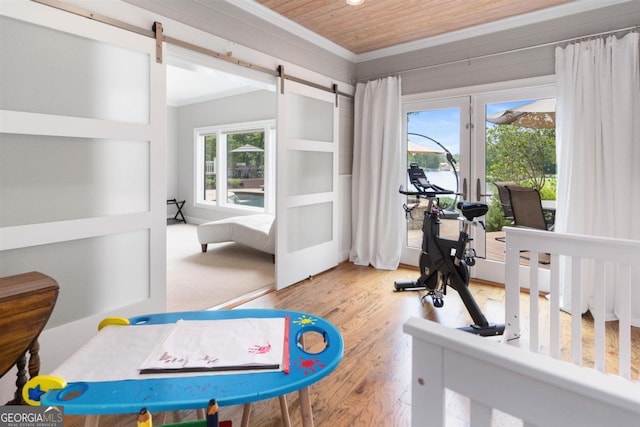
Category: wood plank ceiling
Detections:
[{"x1": 256, "y1": 0, "x2": 576, "y2": 54}]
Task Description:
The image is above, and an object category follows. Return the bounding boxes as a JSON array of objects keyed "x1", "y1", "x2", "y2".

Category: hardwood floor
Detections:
[{"x1": 63, "y1": 262, "x2": 638, "y2": 426}]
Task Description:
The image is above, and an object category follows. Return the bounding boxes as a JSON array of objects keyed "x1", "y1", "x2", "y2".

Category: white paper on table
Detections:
[{"x1": 138, "y1": 318, "x2": 286, "y2": 373}]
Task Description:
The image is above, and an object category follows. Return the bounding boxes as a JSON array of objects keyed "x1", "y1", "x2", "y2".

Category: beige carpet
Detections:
[{"x1": 166, "y1": 223, "x2": 275, "y2": 312}]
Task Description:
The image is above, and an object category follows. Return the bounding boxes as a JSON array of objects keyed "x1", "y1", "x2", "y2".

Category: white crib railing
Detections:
[
  {"x1": 404, "y1": 317, "x2": 640, "y2": 427},
  {"x1": 504, "y1": 226, "x2": 640, "y2": 379}
]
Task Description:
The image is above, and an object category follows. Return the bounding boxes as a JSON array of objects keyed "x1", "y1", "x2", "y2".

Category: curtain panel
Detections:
[
  {"x1": 555, "y1": 31, "x2": 640, "y2": 323},
  {"x1": 350, "y1": 76, "x2": 403, "y2": 270}
]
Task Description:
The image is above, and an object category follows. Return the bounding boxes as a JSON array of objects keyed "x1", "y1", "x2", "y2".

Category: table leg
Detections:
[
  {"x1": 279, "y1": 395, "x2": 292, "y2": 427},
  {"x1": 84, "y1": 415, "x2": 100, "y2": 427},
  {"x1": 156, "y1": 412, "x2": 168, "y2": 424},
  {"x1": 298, "y1": 386, "x2": 314, "y2": 427},
  {"x1": 241, "y1": 403, "x2": 251, "y2": 427}
]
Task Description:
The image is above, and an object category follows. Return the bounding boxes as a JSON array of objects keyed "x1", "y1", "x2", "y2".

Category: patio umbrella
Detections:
[
  {"x1": 230, "y1": 144, "x2": 264, "y2": 153},
  {"x1": 487, "y1": 98, "x2": 556, "y2": 128},
  {"x1": 407, "y1": 141, "x2": 445, "y2": 154},
  {"x1": 230, "y1": 143, "x2": 264, "y2": 165}
]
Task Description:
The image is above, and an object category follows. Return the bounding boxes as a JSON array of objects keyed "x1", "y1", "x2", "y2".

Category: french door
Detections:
[
  {"x1": 400, "y1": 96, "x2": 470, "y2": 265},
  {"x1": 471, "y1": 85, "x2": 555, "y2": 284},
  {"x1": 275, "y1": 79, "x2": 339, "y2": 290},
  {"x1": 401, "y1": 83, "x2": 555, "y2": 284}
]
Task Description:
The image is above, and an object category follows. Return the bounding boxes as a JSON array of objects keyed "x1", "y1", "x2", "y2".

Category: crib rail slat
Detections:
[
  {"x1": 504, "y1": 226, "x2": 640, "y2": 382},
  {"x1": 570, "y1": 256, "x2": 582, "y2": 366},
  {"x1": 529, "y1": 256, "x2": 539, "y2": 352},
  {"x1": 594, "y1": 260, "x2": 606, "y2": 372},
  {"x1": 504, "y1": 235, "x2": 522, "y2": 342},
  {"x1": 619, "y1": 264, "x2": 631, "y2": 379},
  {"x1": 549, "y1": 256, "x2": 560, "y2": 359}
]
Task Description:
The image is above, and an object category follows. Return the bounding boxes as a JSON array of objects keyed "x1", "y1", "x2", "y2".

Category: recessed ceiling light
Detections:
[{"x1": 346, "y1": 0, "x2": 364, "y2": 5}]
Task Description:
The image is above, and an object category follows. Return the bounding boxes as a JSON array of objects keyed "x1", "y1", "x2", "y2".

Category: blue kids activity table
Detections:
[{"x1": 24, "y1": 309, "x2": 343, "y2": 427}]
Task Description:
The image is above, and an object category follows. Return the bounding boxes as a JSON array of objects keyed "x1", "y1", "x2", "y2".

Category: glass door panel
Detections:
[
  {"x1": 400, "y1": 97, "x2": 470, "y2": 266},
  {"x1": 471, "y1": 86, "x2": 555, "y2": 283}
]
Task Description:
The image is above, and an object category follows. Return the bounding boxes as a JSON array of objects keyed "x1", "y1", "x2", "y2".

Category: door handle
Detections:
[
  {"x1": 462, "y1": 178, "x2": 468, "y2": 201},
  {"x1": 476, "y1": 178, "x2": 483, "y2": 202},
  {"x1": 477, "y1": 178, "x2": 493, "y2": 201}
]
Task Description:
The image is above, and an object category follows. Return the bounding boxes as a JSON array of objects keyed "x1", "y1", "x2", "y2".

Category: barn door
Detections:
[{"x1": 275, "y1": 79, "x2": 339, "y2": 289}]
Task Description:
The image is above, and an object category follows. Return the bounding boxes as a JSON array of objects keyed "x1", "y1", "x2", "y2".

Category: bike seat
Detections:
[{"x1": 457, "y1": 202, "x2": 488, "y2": 221}]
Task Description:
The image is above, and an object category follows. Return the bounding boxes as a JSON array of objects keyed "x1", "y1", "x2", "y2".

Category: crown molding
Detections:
[
  {"x1": 356, "y1": 0, "x2": 634, "y2": 62},
  {"x1": 225, "y1": 0, "x2": 633, "y2": 64},
  {"x1": 224, "y1": 0, "x2": 358, "y2": 62}
]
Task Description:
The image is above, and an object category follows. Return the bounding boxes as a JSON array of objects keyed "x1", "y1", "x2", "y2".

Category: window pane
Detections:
[
  {"x1": 484, "y1": 98, "x2": 557, "y2": 263},
  {"x1": 226, "y1": 131, "x2": 265, "y2": 208},
  {"x1": 406, "y1": 108, "x2": 461, "y2": 248},
  {"x1": 204, "y1": 134, "x2": 217, "y2": 202}
]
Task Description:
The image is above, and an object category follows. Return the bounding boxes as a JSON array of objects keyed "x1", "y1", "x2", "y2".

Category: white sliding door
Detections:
[
  {"x1": 0, "y1": 2, "x2": 165, "y2": 372},
  {"x1": 276, "y1": 79, "x2": 339, "y2": 289}
]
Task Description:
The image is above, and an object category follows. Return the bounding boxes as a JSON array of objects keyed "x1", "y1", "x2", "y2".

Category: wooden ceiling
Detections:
[{"x1": 256, "y1": 0, "x2": 576, "y2": 54}]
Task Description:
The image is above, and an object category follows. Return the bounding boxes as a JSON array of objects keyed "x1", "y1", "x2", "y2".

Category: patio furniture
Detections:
[
  {"x1": 493, "y1": 181, "x2": 517, "y2": 222},
  {"x1": 506, "y1": 186, "x2": 553, "y2": 231},
  {"x1": 493, "y1": 181, "x2": 518, "y2": 242}
]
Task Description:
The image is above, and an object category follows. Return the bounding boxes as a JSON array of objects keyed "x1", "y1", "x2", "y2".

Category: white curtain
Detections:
[
  {"x1": 555, "y1": 31, "x2": 640, "y2": 323},
  {"x1": 350, "y1": 76, "x2": 403, "y2": 270}
]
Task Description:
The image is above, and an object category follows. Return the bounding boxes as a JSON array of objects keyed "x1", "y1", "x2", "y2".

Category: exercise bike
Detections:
[{"x1": 395, "y1": 163, "x2": 505, "y2": 337}]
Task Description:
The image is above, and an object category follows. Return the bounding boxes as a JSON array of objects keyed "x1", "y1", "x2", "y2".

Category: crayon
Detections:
[
  {"x1": 206, "y1": 399, "x2": 219, "y2": 427},
  {"x1": 137, "y1": 407, "x2": 152, "y2": 427}
]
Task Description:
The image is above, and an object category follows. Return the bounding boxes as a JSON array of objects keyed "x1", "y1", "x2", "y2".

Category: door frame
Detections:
[{"x1": 401, "y1": 76, "x2": 556, "y2": 284}]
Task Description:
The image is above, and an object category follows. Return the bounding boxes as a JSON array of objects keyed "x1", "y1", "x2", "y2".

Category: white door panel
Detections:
[
  {"x1": 276, "y1": 80, "x2": 338, "y2": 289},
  {"x1": 0, "y1": 3, "x2": 165, "y2": 374}
]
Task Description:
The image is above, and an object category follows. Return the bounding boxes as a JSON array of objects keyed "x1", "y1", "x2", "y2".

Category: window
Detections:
[{"x1": 195, "y1": 120, "x2": 275, "y2": 213}]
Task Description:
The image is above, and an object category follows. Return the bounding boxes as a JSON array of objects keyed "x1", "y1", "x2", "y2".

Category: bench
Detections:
[{"x1": 197, "y1": 214, "x2": 275, "y2": 256}]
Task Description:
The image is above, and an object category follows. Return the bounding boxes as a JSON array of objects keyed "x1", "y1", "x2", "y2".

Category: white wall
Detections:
[
  {"x1": 174, "y1": 90, "x2": 276, "y2": 223},
  {"x1": 166, "y1": 106, "x2": 179, "y2": 200},
  {"x1": 123, "y1": 0, "x2": 356, "y2": 84}
]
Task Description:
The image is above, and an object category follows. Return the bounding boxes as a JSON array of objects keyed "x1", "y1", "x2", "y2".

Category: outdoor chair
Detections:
[
  {"x1": 506, "y1": 186, "x2": 553, "y2": 231},
  {"x1": 494, "y1": 181, "x2": 517, "y2": 221},
  {"x1": 506, "y1": 185, "x2": 553, "y2": 264},
  {"x1": 493, "y1": 181, "x2": 518, "y2": 242}
]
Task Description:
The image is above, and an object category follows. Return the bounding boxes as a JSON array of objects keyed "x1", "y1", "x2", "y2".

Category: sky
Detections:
[{"x1": 407, "y1": 99, "x2": 534, "y2": 155}]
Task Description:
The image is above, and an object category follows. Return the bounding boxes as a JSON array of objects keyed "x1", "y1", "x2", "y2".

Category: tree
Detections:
[
  {"x1": 486, "y1": 125, "x2": 555, "y2": 192},
  {"x1": 408, "y1": 153, "x2": 444, "y2": 170}
]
